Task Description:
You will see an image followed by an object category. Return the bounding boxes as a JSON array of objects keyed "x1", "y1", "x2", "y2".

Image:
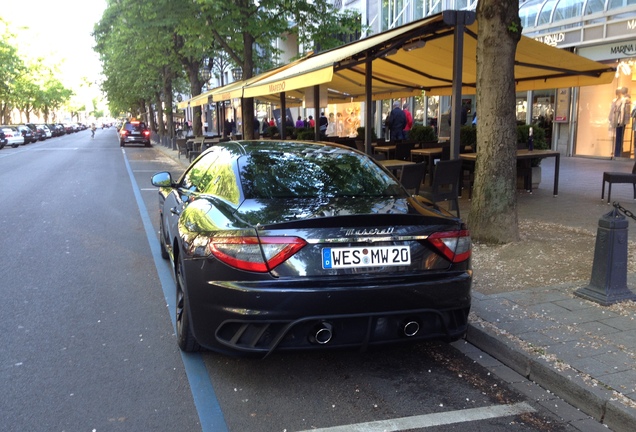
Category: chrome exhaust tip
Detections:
[
  {"x1": 312, "y1": 322, "x2": 333, "y2": 344},
  {"x1": 403, "y1": 320, "x2": 420, "y2": 337}
]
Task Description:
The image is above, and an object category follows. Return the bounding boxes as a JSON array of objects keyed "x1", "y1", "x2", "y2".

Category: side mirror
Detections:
[{"x1": 151, "y1": 172, "x2": 173, "y2": 187}]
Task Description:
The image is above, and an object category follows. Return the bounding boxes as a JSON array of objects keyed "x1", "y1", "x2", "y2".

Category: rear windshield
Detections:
[
  {"x1": 238, "y1": 148, "x2": 403, "y2": 199},
  {"x1": 124, "y1": 122, "x2": 147, "y2": 132}
]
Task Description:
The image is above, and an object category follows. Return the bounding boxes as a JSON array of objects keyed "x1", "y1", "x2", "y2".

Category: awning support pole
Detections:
[
  {"x1": 444, "y1": 10, "x2": 476, "y2": 159},
  {"x1": 313, "y1": 85, "x2": 320, "y2": 140},
  {"x1": 280, "y1": 92, "x2": 286, "y2": 138},
  {"x1": 365, "y1": 56, "x2": 373, "y2": 155}
]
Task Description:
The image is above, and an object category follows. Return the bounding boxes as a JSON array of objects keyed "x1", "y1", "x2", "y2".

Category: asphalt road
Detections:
[{"x1": 0, "y1": 129, "x2": 584, "y2": 432}]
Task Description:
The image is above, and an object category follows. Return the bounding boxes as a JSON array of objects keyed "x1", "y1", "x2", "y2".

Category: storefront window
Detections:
[
  {"x1": 324, "y1": 102, "x2": 362, "y2": 138},
  {"x1": 425, "y1": 96, "x2": 439, "y2": 133},
  {"x1": 413, "y1": 96, "x2": 425, "y2": 126},
  {"x1": 532, "y1": 90, "x2": 555, "y2": 143},
  {"x1": 576, "y1": 60, "x2": 635, "y2": 158},
  {"x1": 516, "y1": 95, "x2": 528, "y2": 123}
]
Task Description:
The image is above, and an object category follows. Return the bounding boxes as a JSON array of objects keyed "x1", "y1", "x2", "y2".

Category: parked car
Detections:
[
  {"x1": 25, "y1": 123, "x2": 46, "y2": 141},
  {"x1": 12, "y1": 125, "x2": 35, "y2": 144},
  {"x1": 119, "y1": 120, "x2": 150, "y2": 147},
  {"x1": 53, "y1": 124, "x2": 65, "y2": 136},
  {"x1": 151, "y1": 140, "x2": 472, "y2": 356},
  {"x1": 0, "y1": 126, "x2": 25, "y2": 147},
  {"x1": 37, "y1": 124, "x2": 52, "y2": 139},
  {"x1": 0, "y1": 129, "x2": 6, "y2": 149}
]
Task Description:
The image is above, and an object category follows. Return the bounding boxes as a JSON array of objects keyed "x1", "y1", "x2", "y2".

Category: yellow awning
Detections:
[
  {"x1": 241, "y1": 13, "x2": 614, "y2": 102},
  {"x1": 211, "y1": 80, "x2": 245, "y2": 102}
]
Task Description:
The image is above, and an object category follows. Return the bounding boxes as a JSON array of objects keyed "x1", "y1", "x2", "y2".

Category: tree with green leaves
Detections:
[
  {"x1": 467, "y1": 0, "x2": 523, "y2": 243},
  {"x1": 196, "y1": 0, "x2": 362, "y2": 139},
  {"x1": 0, "y1": 20, "x2": 26, "y2": 124},
  {"x1": 94, "y1": 0, "x2": 183, "y2": 135}
]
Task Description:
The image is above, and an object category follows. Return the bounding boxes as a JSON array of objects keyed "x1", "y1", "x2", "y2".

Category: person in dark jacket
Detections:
[{"x1": 386, "y1": 101, "x2": 407, "y2": 141}]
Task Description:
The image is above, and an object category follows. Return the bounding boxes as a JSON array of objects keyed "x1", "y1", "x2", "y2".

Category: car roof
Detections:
[{"x1": 211, "y1": 140, "x2": 355, "y2": 158}]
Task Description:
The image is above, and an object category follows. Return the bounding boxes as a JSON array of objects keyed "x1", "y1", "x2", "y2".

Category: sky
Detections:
[{"x1": 4, "y1": 0, "x2": 106, "y2": 105}]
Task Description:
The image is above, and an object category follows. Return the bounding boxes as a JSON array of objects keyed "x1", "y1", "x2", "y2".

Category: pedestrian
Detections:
[
  {"x1": 295, "y1": 116, "x2": 304, "y2": 128},
  {"x1": 262, "y1": 118, "x2": 270, "y2": 134},
  {"x1": 269, "y1": 118, "x2": 275, "y2": 127},
  {"x1": 90, "y1": 123, "x2": 96, "y2": 139},
  {"x1": 254, "y1": 115, "x2": 260, "y2": 137},
  {"x1": 308, "y1": 115, "x2": 315, "y2": 128},
  {"x1": 319, "y1": 112, "x2": 328, "y2": 138},
  {"x1": 403, "y1": 104, "x2": 413, "y2": 133},
  {"x1": 386, "y1": 101, "x2": 406, "y2": 141},
  {"x1": 224, "y1": 119, "x2": 231, "y2": 138}
]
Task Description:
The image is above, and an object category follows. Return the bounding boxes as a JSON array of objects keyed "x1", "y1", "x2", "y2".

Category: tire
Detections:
[
  {"x1": 159, "y1": 220, "x2": 169, "y2": 260},
  {"x1": 176, "y1": 257, "x2": 200, "y2": 352},
  {"x1": 12, "y1": 143, "x2": 19, "y2": 148}
]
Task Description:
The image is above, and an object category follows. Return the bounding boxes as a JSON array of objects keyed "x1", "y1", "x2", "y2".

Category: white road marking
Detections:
[{"x1": 297, "y1": 401, "x2": 536, "y2": 432}]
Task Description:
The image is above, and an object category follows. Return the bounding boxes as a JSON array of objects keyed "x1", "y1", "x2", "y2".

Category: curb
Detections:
[{"x1": 466, "y1": 322, "x2": 636, "y2": 432}]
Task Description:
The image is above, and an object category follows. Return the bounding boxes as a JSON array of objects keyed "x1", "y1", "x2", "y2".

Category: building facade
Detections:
[{"x1": 343, "y1": 0, "x2": 636, "y2": 157}]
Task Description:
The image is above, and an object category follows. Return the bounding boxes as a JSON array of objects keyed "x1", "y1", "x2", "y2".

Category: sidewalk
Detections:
[
  {"x1": 153, "y1": 141, "x2": 636, "y2": 431},
  {"x1": 458, "y1": 156, "x2": 636, "y2": 432}
]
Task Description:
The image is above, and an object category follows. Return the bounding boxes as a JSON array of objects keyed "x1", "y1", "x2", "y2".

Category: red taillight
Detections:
[
  {"x1": 208, "y1": 236, "x2": 307, "y2": 272},
  {"x1": 143, "y1": 130, "x2": 150, "y2": 137},
  {"x1": 428, "y1": 230, "x2": 471, "y2": 263},
  {"x1": 120, "y1": 130, "x2": 128, "y2": 137}
]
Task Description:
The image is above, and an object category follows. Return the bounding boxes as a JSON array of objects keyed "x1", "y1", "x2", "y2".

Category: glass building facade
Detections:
[{"x1": 348, "y1": 0, "x2": 636, "y2": 157}]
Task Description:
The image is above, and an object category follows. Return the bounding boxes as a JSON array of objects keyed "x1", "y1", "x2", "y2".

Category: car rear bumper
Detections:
[
  {"x1": 184, "y1": 259, "x2": 472, "y2": 355},
  {"x1": 121, "y1": 138, "x2": 150, "y2": 144}
]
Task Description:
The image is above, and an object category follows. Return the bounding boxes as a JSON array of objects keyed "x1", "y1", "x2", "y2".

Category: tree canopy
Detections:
[
  {"x1": 0, "y1": 19, "x2": 72, "y2": 123},
  {"x1": 93, "y1": 0, "x2": 362, "y2": 136}
]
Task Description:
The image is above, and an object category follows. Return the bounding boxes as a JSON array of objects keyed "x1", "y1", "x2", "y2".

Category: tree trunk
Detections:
[
  {"x1": 184, "y1": 59, "x2": 204, "y2": 137},
  {"x1": 163, "y1": 78, "x2": 175, "y2": 138},
  {"x1": 242, "y1": 32, "x2": 255, "y2": 139},
  {"x1": 467, "y1": 1, "x2": 522, "y2": 244},
  {"x1": 155, "y1": 94, "x2": 165, "y2": 135}
]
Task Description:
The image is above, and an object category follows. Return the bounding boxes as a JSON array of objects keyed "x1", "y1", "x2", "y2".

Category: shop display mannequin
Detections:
[{"x1": 610, "y1": 87, "x2": 631, "y2": 158}]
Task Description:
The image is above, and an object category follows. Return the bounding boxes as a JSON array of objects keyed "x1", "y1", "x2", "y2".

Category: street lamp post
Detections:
[{"x1": 232, "y1": 67, "x2": 243, "y2": 81}]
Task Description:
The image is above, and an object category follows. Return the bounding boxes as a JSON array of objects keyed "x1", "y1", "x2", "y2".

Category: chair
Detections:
[
  {"x1": 399, "y1": 163, "x2": 426, "y2": 195},
  {"x1": 602, "y1": 160, "x2": 636, "y2": 204},
  {"x1": 516, "y1": 142, "x2": 532, "y2": 192},
  {"x1": 176, "y1": 138, "x2": 188, "y2": 159},
  {"x1": 394, "y1": 141, "x2": 417, "y2": 161},
  {"x1": 420, "y1": 158, "x2": 463, "y2": 217}
]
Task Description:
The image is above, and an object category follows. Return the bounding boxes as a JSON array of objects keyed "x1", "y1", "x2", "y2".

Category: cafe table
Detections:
[
  {"x1": 374, "y1": 145, "x2": 396, "y2": 159},
  {"x1": 459, "y1": 149, "x2": 561, "y2": 196},
  {"x1": 379, "y1": 159, "x2": 415, "y2": 176}
]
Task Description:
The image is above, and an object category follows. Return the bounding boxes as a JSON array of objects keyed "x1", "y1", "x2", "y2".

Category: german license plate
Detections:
[{"x1": 322, "y1": 246, "x2": 410, "y2": 269}]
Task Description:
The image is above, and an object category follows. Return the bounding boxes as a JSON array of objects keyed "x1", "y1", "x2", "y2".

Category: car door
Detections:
[{"x1": 163, "y1": 150, "x2": 221, "y2": 250}]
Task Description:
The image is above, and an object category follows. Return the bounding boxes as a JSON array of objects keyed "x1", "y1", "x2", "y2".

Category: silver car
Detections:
[{"x1": 0, "y1": 126, "x2": 25, "y2": 148}]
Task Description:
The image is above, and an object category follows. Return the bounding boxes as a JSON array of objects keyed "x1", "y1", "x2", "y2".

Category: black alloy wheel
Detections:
[
  {"x1": 159, "y1": 219, "x2": 169, "y2": 260},
  {"x1": 176, "y1": 256, "x2": 200, "y2": 352}
]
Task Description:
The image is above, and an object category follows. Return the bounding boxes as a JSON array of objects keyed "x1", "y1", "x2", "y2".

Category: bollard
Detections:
[{"x1": 575, "y1": 207, "x2": 636, "y2": 305}]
